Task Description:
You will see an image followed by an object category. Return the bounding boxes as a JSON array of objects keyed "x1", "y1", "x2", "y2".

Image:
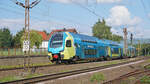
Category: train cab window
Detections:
[{"x1": 66, "y1": 40, "x2": 71, "y2": 47}]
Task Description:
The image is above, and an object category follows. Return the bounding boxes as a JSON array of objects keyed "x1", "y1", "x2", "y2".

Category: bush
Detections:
[
  {"x1": 90, "y1": 73, "x2": 105, "y2": 83},
  {"x1": 140, "y1": 76, "x2": 150, "y2": 84}
]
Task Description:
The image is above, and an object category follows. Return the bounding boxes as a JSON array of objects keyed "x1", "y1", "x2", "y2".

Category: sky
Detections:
[{"x1": 0, "y1": 0, "x2": 150, "y2": 38}]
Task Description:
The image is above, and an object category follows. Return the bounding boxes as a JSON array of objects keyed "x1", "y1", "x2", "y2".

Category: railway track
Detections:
[
  {"x1": 1, "y1": 57, "x2": 147, "y2": 84},
  {"x1": 0, "y1": 56, "x2": 143, "y2": 71},
  {"x1": 0, "y1": 59, "x2": 100, "y2": 71},
  {"x1": 103, "y1": 70, "x2": 150, "y2": 84},
  {"x1": 103, "y1": 62, "x2": 150, "y2": 84}
]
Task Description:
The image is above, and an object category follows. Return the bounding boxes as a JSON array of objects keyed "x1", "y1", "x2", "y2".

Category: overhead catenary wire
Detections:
[
  {"x1": 9, "y1": 0, "x2": 91, "y2": 28},
  {"x1": 0, "y1": 4, "x2": 77, "y2": 30},
  {"x1": 0, "y1": 6, "x2": 74, "y2": 29},
  {"x1": 0, "y1": 6, "x2": 24, "y2": 15},
  {"x1": 140, "y1": 0, "x2": 149, "y2": 19},
  {"x1": 4, "y1": 0, "x2": 93, "y2": 34},
  {"x1": 69, "y1": 0, "x2": 102, "y2": 19}
]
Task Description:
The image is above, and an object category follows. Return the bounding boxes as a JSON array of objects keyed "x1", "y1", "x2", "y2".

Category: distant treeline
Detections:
[{"x1": 0, "y1": 28, "x2": 49, "y2": 48}]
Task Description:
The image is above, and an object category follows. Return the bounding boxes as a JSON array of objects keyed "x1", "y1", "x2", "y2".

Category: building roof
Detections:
[{"x1": 38, "y1": 31, "x2": 48, "y2": 41}]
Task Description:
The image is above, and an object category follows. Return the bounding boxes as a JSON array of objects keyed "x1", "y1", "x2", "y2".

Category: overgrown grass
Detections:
[
  {"x1": 0, "y1": 73, "x2": 44, "y2": 83},
  {"x1": 120, "y1": 80, "x2": 128, "y2": 84},
  {"x1": 128, "y1": 76, "x2": 136, "y2": 81},
  {"x1": 25, "y1": 73, "x2": 44, "y2": 79},
  {"x1": 94, "y1": 59, "x2": 127, "y2": 67},
  {"x1": 0, "y1": 62, "x2": 52, "y2": 69},
  {"x1": 0, "y1": 76, "x2": 20, "y2": 83},
  {"x1": 146, "y1": 59, "x2": 150, "y2": 63},
  {"x1": 144, "y1": 65, "x2": 150, "y2": 70},
  {"x1": 90, "y1": 73, "x2": 105, "y2": 83},
  {"x1": 140, "y1": 76, "x2": 150, "y2": 84}
]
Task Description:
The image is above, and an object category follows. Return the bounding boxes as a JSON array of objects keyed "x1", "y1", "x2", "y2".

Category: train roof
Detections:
[
  {"x1": 101, "y1": 39, "x2": 120, "y2": 46},
  {"x1": 69, "y1": 32, "x2": 122, "y2": 46},
  {"x1": 68, "y1": 32, "x2": 135, "y2": 49},
  {"x1": 69, "y1": 32, "x2": 100, "y2": 43}
]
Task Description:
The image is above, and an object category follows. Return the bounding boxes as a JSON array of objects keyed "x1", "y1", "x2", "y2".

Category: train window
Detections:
[
  {"x1": 84, "y1": 49, "x2": 97, "y2": 55},
  {"x1": 66, "y1": 40, "x2": 71, "y2": 47},
  {"x1": 112, "y1": 48, "x2": 119, "y2": 54}
]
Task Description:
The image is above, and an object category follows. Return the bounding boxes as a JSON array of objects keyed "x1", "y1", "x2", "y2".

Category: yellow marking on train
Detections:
[
  {"x1": 61, "y1": 32, "x2": 75, "y2": 60},
  {"x1": 112, "y1": 54, "x2": 119, "y2": 57},
  {"x1": 108, "y1": 47, "x2": 111, "y2": 56}
]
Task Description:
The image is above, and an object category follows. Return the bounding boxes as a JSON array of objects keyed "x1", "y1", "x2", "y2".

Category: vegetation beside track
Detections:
[
  {"x1": 0, "y1": 73, "x2": 44, "y2": 83},
  {"x1": 140, "y1": 76, "x2": 150, "y2": 84},
  {"x1": 90, "y1": 73, "x2": 105, "y2": 83},
  {"x1": 0, "y1": 76, "x2": 20, "y2": 83},
  {"x1": 0, "y1": 62, "x2": 52, "y2": 70}
]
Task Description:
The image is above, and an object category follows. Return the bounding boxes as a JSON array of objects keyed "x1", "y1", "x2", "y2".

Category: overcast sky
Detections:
[{"x1": 0, "y1": 0, "x2": 150, "y2": 38}]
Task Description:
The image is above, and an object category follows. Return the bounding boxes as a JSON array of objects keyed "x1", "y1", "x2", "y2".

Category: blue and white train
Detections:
[{"x1": 48, "y1": 32, "x2": 136, "y2": 64}]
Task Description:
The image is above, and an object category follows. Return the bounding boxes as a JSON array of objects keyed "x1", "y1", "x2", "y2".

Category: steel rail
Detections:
[
  {"x1": 103, "y1": 62, "x2": 150, "y2": 84},
  {"x1": 103, "y1": 70, "x2": 150, "y2": 84},
  {"x1": 0, "y1": 56, "x2": 143, "y2": 71}
]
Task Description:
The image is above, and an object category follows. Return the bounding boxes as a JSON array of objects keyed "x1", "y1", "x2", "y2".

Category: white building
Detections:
[{"x1": 38, "y1": 31, "x2": 49, "y2": 49}]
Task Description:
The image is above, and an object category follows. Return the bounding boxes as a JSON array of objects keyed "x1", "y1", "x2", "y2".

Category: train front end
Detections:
[{"x1": 48, "y1": 32, "x2": 75, "y2": 64}]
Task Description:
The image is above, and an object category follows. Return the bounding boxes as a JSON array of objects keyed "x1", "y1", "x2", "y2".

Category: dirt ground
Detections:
[{"x1": 37, "y1": 57, "x2": 150, "y2": 84}]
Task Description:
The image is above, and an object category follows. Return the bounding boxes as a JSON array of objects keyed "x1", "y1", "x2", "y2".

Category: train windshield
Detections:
[{"x1": 50, "y1": 33, "x2": 63, "y2": 48}]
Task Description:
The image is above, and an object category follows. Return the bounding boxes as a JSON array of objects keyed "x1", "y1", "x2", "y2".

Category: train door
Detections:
[
  {"x1": 74, "y1": 43, "x2": 82, "y2": 59},
  {"x1": 64, "y1": 40, "x2": 75, "y2": 59}
]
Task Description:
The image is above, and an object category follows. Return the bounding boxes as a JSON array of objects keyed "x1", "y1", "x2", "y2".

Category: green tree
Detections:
[
  {"x1": 0, "y1": 28, "x2": 13, "y2": 48},
  {"x1": 92, "y1": 19, "x2": 123, "y2": 42},
  {"x1": 21, "y1": 30, "x2": 42, "y2": 48},
  {"x1": 111, "y1": 34, "x2": 123, "y2": 42},
  {"x1": 141, "y1": 43, "x2": 150, "y2": 56},
  {"x1": 13, "y1": 28, "x2": 25, "y2": 47},
  {"x1": 92, "y1": 19, "x2": 112, "y2": 40}
]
